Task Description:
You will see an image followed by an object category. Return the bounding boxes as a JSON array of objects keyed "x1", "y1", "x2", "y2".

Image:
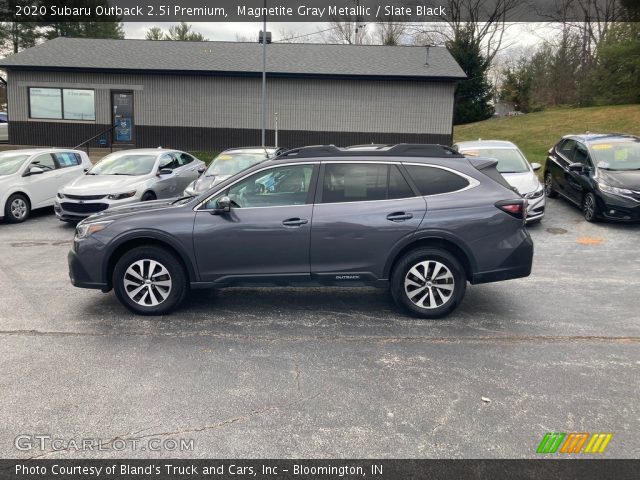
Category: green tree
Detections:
[
  {"x1": 447, "y1": 26, "x2": 493, "y2": 124},
  {"x1": 145, "y1": 26, "x2": 164, "y2": 41},
  {"x1": 0, "y1": 22, "x2": 40, "y2": 54},
  {"x1": 165, "y1": 22, "x2": 206, "y2": 41}
]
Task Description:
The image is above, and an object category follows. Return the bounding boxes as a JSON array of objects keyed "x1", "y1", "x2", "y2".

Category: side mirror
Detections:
[
  {"x1": 157, "y1": 168, "x2": 173, "y2": 176},
  {"x1": 83, "y1": 167, "x2": 90, "y2": 173},
  {"x1": 197, "y1": 166, "x2": 206, "y2": 175},
  {"x1": 531, "y1": 162, "x2": 541, "y2": 172},
  {"x1": 568, "y1": 162, "x2": 584, "y2": 173},
  {"x1": 211, "y1": 196, "x2": 231, "y2": 215},
  {"x1": 27, "y1": 166, "x2": 44, "y2": 175}
]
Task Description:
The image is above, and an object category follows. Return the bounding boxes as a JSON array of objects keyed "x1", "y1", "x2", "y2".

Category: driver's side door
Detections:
[
  {"x1": 193, "y1": 163, "x2": 318, "y2": 283},
  {"x1": 154, "y1": 153, "x2": 180, "y2": 198},
  {"x1": 566, "y1": 142, "x2": 593, "y2": 204}
]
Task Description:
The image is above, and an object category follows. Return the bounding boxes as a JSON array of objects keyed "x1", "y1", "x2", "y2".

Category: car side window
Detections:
[
  {"x1": 388, "y1": 165, "x2": 415, "y2": 199},
  {"x1": 176, "y1": 153, "x2": 194, "y2": 167},
  {"x1": 30, "y1": 153, "x2": 57, "y2": 171},
  {"x1": 322, "y1": 163, "x2": 388, "y2": 203},
  {"x1": 573, "y1": 142, "x2": 590, "y2": 165},
  {"x1": 558, "y1": 139, "x2": 576, "y2": 160},
  {"x1": 158, "y1": 154, "x2": 178, "y2": 170},
  {"x1": 53, "y1": 152, "x2": 81, "y2": 168},
  {"x1": 205, "y1": 165, "x2": 314, "y2": 209},
  {"x1": 404, "y1": 165, "x2": 470, "y2": 196}
]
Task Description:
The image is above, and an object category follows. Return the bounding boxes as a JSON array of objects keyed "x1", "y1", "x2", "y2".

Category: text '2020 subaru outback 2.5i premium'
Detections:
[{"x1": 68, "y1": 144, "x2": 534, "y2": 319}]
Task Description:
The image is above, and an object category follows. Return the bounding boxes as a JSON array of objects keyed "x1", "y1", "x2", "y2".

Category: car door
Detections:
[
  {"x1": 193, "y1": 163, "x2": 318, "y2": 282},
  {"x1": 52, "y1": 151, "x2": 85, "y2": 187},
  {"x1": 310, "y1": 162, "x2": 426, "y2": 281},
  {"x1": 553, "y1": 139, "x2": 576, "y2": 196},
  {"x1": 174, "y1": 152, "x2": 200, "y2": 191},
  {"x1": 154, "y1": 153, "x2": 180, "y2": 198},
  {"x1": 565, "y1": 141, "x2": 593, "y2": 204},
  {"x1": 25, "y1": 153, "x2": 63, "y2": 207}
]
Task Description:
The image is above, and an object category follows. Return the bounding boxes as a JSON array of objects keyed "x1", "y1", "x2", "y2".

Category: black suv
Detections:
[
  {"x1": 69, "y1": 144, "x2": 533, "y2": 318},
  {"x1": 544, "y1": 134, "x2": 640, "y2": 222}
]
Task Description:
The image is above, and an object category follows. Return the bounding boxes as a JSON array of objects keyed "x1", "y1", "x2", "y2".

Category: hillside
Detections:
[{"x1": 453, "y1": 104, "x2": 640, "y2": 171}]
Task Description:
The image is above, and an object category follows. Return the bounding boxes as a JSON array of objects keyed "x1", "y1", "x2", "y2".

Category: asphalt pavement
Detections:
[{"x1": 0, "y1": 197, "x2": 638, "y2": 459}]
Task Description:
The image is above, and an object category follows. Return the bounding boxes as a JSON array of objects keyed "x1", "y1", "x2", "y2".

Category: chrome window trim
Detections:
[
  {"x1": 402, "y1": 162, "x2": 480, "y2": 196},
  {"x1": 194, "y1": 161, "x2": 319, "y2": 211}
]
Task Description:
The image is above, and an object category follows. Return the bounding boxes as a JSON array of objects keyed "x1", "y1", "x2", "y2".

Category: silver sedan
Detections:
[{"x1": 54, "y1": 148, "x2": 205, "y2": 222}]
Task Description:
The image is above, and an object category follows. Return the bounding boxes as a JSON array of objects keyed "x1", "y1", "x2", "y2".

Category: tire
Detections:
[
  {"x1": 391, "y1": 248, "x2": 466, "y2": 319},
  {"x1": 113, "y1": 246, "x2": 187, "y2": 315},
  {"x1": 141, "y1": 191, "x2": 157, "y2": 202},
  {"x1": 582, "y1": 192, "x2": 599, "y2": 223},
  {"x1": 4, "y1": 193, "x2": 30, "y2": 223},
  {"x1": 544, "y1": 172, "x2": 558, "y2": 198}
]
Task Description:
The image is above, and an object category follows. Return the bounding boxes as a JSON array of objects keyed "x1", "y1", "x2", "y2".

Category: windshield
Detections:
[
  {"x1": 0, "y1": 152, "x2": 29, "y2": 176},
  {"x1": 89, "y1": 153, "x2": 157, "y2": 176},
  {"x1": 591, "y1": 140, "x2": 640, "y2": 171},
  {"x1": 205, "y1": 152, "x2": 267, "y2": 177},
  {"x1": 462, "y1": 148, "x2": 530, "y2": 173}
]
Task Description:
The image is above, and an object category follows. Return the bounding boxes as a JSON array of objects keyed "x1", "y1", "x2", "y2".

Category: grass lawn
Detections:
[
  {"x1": 189, "y1": 151, "x2": 219, "y2": 165},
  {"x1": 454, "y1": 104, "x2": 640, "y2": 174}
]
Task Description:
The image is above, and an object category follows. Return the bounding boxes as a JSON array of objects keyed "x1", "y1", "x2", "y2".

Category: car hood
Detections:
[
  {"x1": 598, "y1": 169, "x2": 640, "y2": 190},
  {"x1": 501, "y1": 171, "x2": 540, "y2": 195},
  {"x1": 190, "y1": 174, "x2": 232, "y2": 193},
  {"x1": 60, "y1": 174, "x2": 150, "y2": 195},
  {"x1": 83, "y1": 198, "x2": 181, "y2": 222}
]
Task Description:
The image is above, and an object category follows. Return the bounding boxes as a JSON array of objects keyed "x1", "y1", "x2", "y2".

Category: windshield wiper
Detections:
[
  {"x1": 111, "y1": 173, "x2": 135, "y2": 176},
  {"x1": 171, "y1": 195, "x2": 194, "y2": 205}
]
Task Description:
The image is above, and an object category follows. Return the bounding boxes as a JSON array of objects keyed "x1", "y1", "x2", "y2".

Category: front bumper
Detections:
[
  {"x1": 55, "y1": 196, "x2": 141, "y2": 220},
  {"x1": 597, "y1": 191, "x2": 640, "y2": 222},
  {"x1": 68, "y1": 237, "x2": 109, "y2": 291}
]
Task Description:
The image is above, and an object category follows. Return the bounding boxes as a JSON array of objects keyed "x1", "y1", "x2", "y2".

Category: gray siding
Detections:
[{"x1": 7, "y1": 70, "x2": 455, "y2": 136}]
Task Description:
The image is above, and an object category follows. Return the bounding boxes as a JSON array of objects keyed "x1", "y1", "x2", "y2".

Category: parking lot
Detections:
[{"x1": 0, "y1": 197, "x2": 638, "y2": 459}]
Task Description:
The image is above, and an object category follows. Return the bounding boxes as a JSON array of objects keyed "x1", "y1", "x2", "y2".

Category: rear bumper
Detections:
[{"x1": 471, "y1": 231, "x2": 534, "y2": 284}]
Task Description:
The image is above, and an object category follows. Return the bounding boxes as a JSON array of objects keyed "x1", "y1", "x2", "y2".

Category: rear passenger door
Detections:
[
  {"x1": 310, "y1": 162, "x2": 426, "y2": 281},
  {"x1": 53, "y1": 151, "x2": 85, "y2": 186}
]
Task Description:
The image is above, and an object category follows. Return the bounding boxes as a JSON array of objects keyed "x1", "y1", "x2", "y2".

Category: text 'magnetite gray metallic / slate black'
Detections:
[{"x1": 68, "y1": 144, "x2": 534, "y2": 318}]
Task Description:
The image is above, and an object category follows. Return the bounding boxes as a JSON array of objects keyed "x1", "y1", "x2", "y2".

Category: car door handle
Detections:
[
  {"x1": 386, "y1": 212, "x2": 413, "y2": 222},
  {"x1": 282, "y1": 218, "x2": 308, "y2": 227}
]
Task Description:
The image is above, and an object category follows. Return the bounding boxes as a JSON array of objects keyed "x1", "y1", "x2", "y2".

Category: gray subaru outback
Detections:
[{"x1": 68, "y1": 144, "x2": 533, "y2": 319}]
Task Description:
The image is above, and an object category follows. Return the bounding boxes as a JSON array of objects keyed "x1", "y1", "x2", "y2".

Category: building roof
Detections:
[{"x1": 0, "y1": 37, "x2": 466, "y2": 80}]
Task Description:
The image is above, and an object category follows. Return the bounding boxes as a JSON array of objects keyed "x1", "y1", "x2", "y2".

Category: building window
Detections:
[{"x1": 29, "y1": 87, "x2": 95, "y2": 121}]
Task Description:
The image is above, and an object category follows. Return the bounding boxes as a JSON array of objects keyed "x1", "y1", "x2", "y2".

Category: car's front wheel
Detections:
[
  {"x1": 582, "y1": 192, "x2": 599, "y2": 223},
  {"x1": 141, "y1": 191, "x2": 157, "y2": 202},
  {"x1": 544, "y1": 172, "x2": 558, "y2": 198},
  {"x1": 113, "y1": 246, "x2": 187, "y2": 315},
  {"x1": 4, "y1": 193, "x2": 30, "y2": 223},
  {"x1": 391, "y1": 248, "x2": 466, "y2": 319}
]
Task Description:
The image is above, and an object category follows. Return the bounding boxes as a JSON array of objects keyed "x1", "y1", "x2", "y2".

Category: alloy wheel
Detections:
[
  {"x1": 123, "y1": 259, "x2": 172, "y2": 307},
  {"x1": 544, "y1": 174, "x2": 553, "y2": 196},
  {"x1": 10, "y1": 198, "x2": 28, "y2": 220},
  {"x1": 584, "y1": 194, "x2": 596, "y2": 221},
  {"x1": 404, "y1": 260, "x2": 455, "y2": 309}
]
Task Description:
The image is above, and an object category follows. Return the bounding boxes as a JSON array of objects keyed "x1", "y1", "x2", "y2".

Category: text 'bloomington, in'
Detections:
[{"x1": 15, "y1": 4, "x2": 448, "y2": 20}]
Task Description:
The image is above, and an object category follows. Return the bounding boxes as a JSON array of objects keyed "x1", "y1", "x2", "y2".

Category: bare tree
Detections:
[
  {"x1": 320, "y1": 20, "x2": 372, "y2": 44},
  {"x1": 276, "y1": 28, "x2": 307, "y2": 43},
  {"x1": 375, "y1": 17, "x2": 407, "y2": 45}
]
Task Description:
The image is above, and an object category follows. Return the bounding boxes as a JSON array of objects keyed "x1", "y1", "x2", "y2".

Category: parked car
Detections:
[
  {"x1": 55, "y1": 149, "x2": 205, "y2": 222},
  {"x1": 544, "y1": 134, "x2": 640, "y2": 222},
  {"x1": 68, "y1": 144, "x2": 533, "y2": 318},
  {"x1": 0, "y1": 148, "x2": 91, "y2": 223},
  {"x1": 0, "y1": 112, "x2": 8, "y2": 142},
  {"x1": 454, "y1": 140, "x2": 545, "y2": 223},
  {"x1": 183, "y1": 147, "x2": 284, "y2": 196}
]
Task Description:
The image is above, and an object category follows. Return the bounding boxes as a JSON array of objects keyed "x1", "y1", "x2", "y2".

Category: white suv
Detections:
[{"x1": 0, "y1": 148, "x2": 91, "y2": 223}]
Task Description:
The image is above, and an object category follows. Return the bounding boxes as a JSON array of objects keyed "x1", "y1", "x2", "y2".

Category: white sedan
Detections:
[{"x1": 0, "y1": 148, "x2": 91, "y2": 223}]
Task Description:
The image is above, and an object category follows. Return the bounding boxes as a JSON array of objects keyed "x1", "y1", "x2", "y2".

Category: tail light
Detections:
[{"x1": 496, "y1": 200, "x2": 527, "y2": 220}]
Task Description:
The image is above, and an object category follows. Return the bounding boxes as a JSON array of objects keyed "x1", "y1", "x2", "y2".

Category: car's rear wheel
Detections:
[
  {"x1": 582, "y1": 192, "x2": 599, "y2": 223},
  {"x1": 544, "y1": 172, "x2": 558, "y2": 198},
  {"x1": 113, "y1": 246, "x2": 187, "y2": 315},
  {"x1": 4, "y1": 193, "x2": 30, "y2": 223},
  {"x1": 141, "y1": 191, "x2": 156, "y2": 202},
  {"x1": 391, "y1": 248, "x2": 466, "y2": 319}
]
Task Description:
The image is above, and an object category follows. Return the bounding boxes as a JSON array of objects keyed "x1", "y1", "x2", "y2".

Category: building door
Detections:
[{"x1": 111, "y1": 91, "x2": 134, "y2": 144}]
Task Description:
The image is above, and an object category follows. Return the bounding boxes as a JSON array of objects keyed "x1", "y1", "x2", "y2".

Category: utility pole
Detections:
[{"x1": 261, "y1": 0, "x2": 267, "y2": 147}]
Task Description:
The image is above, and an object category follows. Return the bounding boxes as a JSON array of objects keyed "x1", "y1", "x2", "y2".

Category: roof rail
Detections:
[{"x1": 277, "y1": 143, "x2": 463, "y2": 159}]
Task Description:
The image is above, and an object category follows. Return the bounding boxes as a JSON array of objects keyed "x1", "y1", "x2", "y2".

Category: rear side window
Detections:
[
  {"x1": 176, "y1": 152, "x2": 194, "y2": 166},
  {"x1": 321, "y1": 163, "x2": 416, "y2": 203},
  {"x1": 404, "y1": 165, "x2": 469, "y2": 196},
  {"x1": 54, "y1": 152, "x2": 81, "y2": 168}
]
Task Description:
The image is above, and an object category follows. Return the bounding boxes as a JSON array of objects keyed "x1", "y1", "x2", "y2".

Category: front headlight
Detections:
[
  {"x1": 526, "y1": 183, "x2": 544, "y2": 199},
  {"x1": 75, "y1": 221, "x2": 113, "y2": 239},
  {"x1": 107, "y1": 190, "x2": 136, "y2": 200},
  {"x1": 57, "y1": 192, "x2": 65, "y2": 199},
  {"x1": 184, "y1": 181, "x2": 196, "y2": 196},
  {"x1": 597, "y1": 182, "x2": 634, "y2": 196}
]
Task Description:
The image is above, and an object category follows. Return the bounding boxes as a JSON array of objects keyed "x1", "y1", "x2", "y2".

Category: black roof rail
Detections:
[{"x1": 277, "y1": 143, "x2": 464, "y2": 159}]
